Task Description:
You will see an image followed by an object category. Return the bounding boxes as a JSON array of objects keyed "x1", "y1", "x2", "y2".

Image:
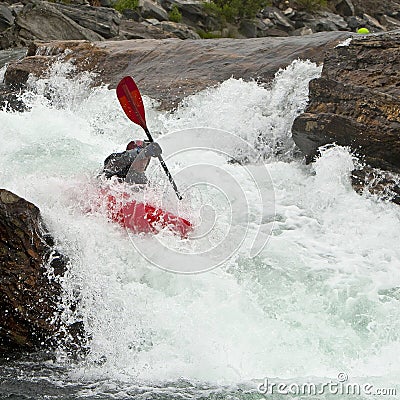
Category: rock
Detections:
[
  {"x1": 380, "y1": 14, "x2": 400, "y2": 30},
  {"x1": 292, "y1": 31, "x2": 400, "y2": 175},
  {"x1": 15, "y1": 1, "x2": 103, "y2": 44},
  {"x1": 351, "y1": 0, "x2": 400, "y2": 20},
  {"x1": 0, "y1": 4, "x2": 14, "y2": 32},
  {"x1": 119, "y1": 19, "x2": 177, "y2": 38},
  {"x1": 261, "y1": 6, "x2": 294, "y2": 32},
  {"x1": 0, "y1": 46, "x2": 26, "y2": 69},
  {"x1": 352, "y1": 167, "x2": 400, "y2": 205},
  {"x1": 0, "y1": 25, "x2": 18, "y2": 50},
  {"x1": 262, "y1": 18, "x2": 274, "y2": 28},
  {"x1": 0, "y1": 189, "x2": 82, "y2": 351},
  {"x1": 241, "y1": 17, "x2": 289, "y2": 38},
  {"x1": 0, "y1": 85, "x2": 25, "y2": 110},
  {"x1": 331, "y1": 0, "x2": 355, "y2": 17},
  {"x1": 291, "y1": 26, "x2": 313, "y2": 36},
  {"x1": 4, "y1": 53, "x2": 51, "y2": 88},
  {"x1": 283, "y1": 7, "x2": 295, "y2": 17},
  {"x1": 240, "y1": 19, "x2": 257, "y2": 38},
  {"x1": 4, "y1": 31, "x2": 351, "y2": 109},
  {"x1": 161, "y1": 0, "x2": 220, "y2": 31},
  {"x1": 99, "y1": 0, "x2": 112, "y2": 7},
  {"x1": 157, "y1": 20, "x2": 200, "y2": 39},
  {"x1": 346, "y1": 15, "x2": 365, "y2": 30},
  {"x1": 308, "y1": 11, "x2": 349, "y2": 32},
  {"x1": 139, "y1": 0, "x2": 168, "y2": 21},
  {"x1": 121, "y1": 8, "x2": 142, "y2": 21},
  {"x1": 363, "y1": 13, "x2": 386, "y2": 32},
  {"x1": 8, "y1": 3, "x2": 24, "y2": 16},
  {"x1": 51, "y1": 3, "x2": 120, "y2": 39}
]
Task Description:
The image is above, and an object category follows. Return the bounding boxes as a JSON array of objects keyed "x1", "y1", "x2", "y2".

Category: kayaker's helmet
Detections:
[{"x1": 126, "y1": 140, "x2": 144, "y2": 151}]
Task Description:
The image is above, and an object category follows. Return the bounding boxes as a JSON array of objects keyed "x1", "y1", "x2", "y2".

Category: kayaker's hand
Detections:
[{"x1": 144, "y1": 142, "x2": 162, "y2": 158}]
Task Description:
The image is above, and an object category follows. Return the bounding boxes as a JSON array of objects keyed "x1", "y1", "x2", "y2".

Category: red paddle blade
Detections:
[{"x1": 116, "y1": 76, "x2": 147, "y2": 130}]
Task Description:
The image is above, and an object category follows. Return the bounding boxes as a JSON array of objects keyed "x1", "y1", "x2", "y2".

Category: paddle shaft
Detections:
[
  {"x1": 121, "y1": 83, "x2": 182, "y2": 200},
  {"x1": 144, "y1": 128, "x2": 182, "y2": 201}
]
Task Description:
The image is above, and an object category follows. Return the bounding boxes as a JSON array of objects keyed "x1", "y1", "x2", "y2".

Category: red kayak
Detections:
[{"x1": 103, "y1": 189, "x2": 192, "y2": 238}]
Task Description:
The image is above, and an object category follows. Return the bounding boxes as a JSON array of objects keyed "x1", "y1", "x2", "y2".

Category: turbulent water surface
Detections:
[{"x1": 0, "y1": 58, "x2": 400, "y2": 399}]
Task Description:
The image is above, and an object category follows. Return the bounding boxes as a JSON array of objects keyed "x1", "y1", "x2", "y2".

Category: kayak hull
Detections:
[{"x1": 104, "y1": 190, "x2": 192, "y2": 237}]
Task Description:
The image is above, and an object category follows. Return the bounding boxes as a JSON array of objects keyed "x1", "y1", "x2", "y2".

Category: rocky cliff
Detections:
[
  {"x1": 3, "y1": 31, "x2": 350, "y2": 109},
  {"x1": 292, "y1": 30, "x2": 400, "y2": 203},
  {"x1": 0, "y1": 189, "x2": 83, "y2": 353}
]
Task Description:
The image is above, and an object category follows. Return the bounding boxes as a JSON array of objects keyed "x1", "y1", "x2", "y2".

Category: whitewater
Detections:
[{"x1": 0, "y1": 58, "x2": 400, "y2": 399}]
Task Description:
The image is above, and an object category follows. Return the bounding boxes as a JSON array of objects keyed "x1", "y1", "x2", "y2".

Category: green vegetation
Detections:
[
  {"x1": 294, "y1": 0, "x2": 327, "y2": 12},
  {"x1": 203, "y1": 0, "x2": 270, "y2": 23},
  {"x1": 197, "y1": 29, "x2": 222, "y2": 38},
  {"x1": 169, "y1": 5, "x2": 183, "y2": 23},
  {"x1": 113, "y1": 0, "x2": 138, "y2": 12}
]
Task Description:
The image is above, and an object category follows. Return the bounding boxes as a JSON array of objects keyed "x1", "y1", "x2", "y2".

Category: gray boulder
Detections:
[
  {"x1": 8, "y1": 3, "x2": 24, "y2": 16},
  {"x1": 139, "y1": 0, "x2": 168, "y2": 21},
  {"x1": 119, "y1": 19, "x2": 177, "y2": 38},
  {"x1": 291, "y1": 26, "x2": 313, "y2": 36},
  {"x1": 331, "y1": 0, "x2": 355, "y2": 17},
  {"x1": 346, "y1": 15, "x2": 365, "y2": 30},
  {"x1": 363, "y1": 13, "x2": 386, "y2": 32},
  {"x1": 51, "y1": 2, "x2": 120, "y2": 39},
  {"x1": 240, "y1": 18, "x2": 288, "y2": 38},
  {"x1": 0, "y1": 189, "x2": 83, "y2": 352},
  {"x1": 307, "y1": 11, "x2": 349, "y2": 32},
  {"x1": 380, "y1": 15, "x2": 400, "y2": 30},
  {"x1": 0, "y1": 4, "x2": 14, "y2": 32},
  {"x1": 157, "y1": 20, "x2": 200, "y2": 39},
  {"x1": 261, "y1": 6, "x2": 294, "y2": 32},
  {"x1": 16, "y1": 1, "x2": 103, "y2": 42},
  {"x1": 161, "y1": 0, "x2": 219, "y2": 31}
]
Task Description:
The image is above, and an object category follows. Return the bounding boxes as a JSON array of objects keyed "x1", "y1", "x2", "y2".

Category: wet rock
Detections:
[
  {"x1": 352, "y1": 167, "x2": 400, "y2": 205},
  {"x1": 4, "y1": 31, "x2": 351, "y2": 109},
  {"x1": 0, "y1": 85, "x2": 25, "y2": 111},
  {"x1": 292, "y1": 31, "x2": 400, "y2": 176},
  {"x1": 15, "y1": 1, "x2": 103, "y2": 44},
  {"x1": 51, "y1": 2, "x2": 120, "y2": 39},
  {"x1": 0, "y1": 189, "x2": 82, "y2": 352},
  {"x1": 0, "y1": 4, "x2": 14, "y2": 32}
]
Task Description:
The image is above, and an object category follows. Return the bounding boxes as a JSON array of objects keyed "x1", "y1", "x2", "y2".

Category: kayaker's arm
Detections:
[
  {"x1": 129, "y1": 142, "x2": 162, "y2": 174},
  {"x1": 103, "y1": 150, "x2": 138, "y2": 179}
]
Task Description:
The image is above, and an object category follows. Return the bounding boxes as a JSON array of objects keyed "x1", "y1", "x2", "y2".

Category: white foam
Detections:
[{"x1": 0, "y1": 60, "x2": 399, "y2": 392}]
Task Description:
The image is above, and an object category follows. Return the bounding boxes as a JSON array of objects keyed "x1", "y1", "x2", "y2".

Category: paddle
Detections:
[{"x1": 116, "y1": 76, "x2": 182, "y2": 200}]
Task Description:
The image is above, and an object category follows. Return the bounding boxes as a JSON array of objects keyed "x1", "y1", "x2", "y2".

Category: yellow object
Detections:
[{"x1": 357, "y1": 27, "x2": 370, "y2": 34}]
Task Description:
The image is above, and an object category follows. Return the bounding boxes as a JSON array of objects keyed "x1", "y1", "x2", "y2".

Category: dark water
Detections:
[
  {"x1": 0, "y1": 353, "x2": 264, "y2": 400},
  {"x1": 1, "y1": 353, "x2": 393, "y2": 400}
]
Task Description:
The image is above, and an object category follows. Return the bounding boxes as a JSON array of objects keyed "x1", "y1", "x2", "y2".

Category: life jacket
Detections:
[{"x1": 103, "y1": 140, "x2": 150, "y2": 181}]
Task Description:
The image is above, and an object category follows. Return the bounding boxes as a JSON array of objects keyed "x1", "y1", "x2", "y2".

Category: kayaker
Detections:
[{"x1": 102, "y1": 140, "x2": 162, "y2": 184}]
